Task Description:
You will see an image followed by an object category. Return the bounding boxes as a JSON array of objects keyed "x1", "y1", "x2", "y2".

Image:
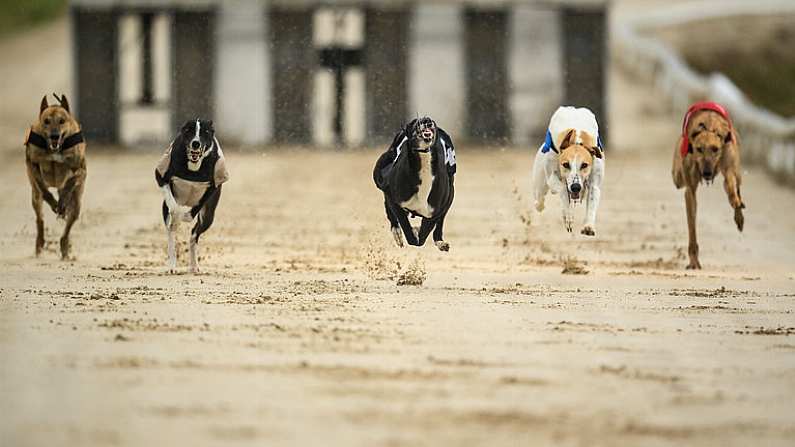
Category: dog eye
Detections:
[
  {"x1": 44, "y1": 118, "x2": 50, "y2": 125},
  {"x1": 711, "y1": 147, "x2": 719, "y2": 153},
  {"x1": 580, "y1": 163, "x2": 589, "y2": 170},
  {"x1": 562, "y1": 162, "x2": 570, "y2": 170},
  {"x1": 59, "y1": 118, "x2": 65, "y2": 125},
  {"x1": 696, "y1": 147, "x2": 704, "y2": 153}
]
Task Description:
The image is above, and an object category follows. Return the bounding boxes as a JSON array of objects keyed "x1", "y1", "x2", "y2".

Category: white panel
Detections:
[
  {"x1": 409, "y1": 4, "x2": 464, "y2": 138},
  {"x1": 215, "y1": 0, "x2": 269, "y2": 145},
  {"x1": 312, "y1": 70, "x2": 336, "y2": 146},
  {"x1": 118, "y1": 14, "x2": 141, "y2": 104},
  {"x1": 509, "y1": 6, "x2": 563, "y2": 146},
  {"x1": 344, "y1": 67, "x2": 365, "y2": 146},
  {"x1": 153, "y1": 13, "x2": 171, "y2": 103}
]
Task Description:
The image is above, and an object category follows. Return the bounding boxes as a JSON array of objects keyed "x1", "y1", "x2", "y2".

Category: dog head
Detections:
[
  {"x1": 557, "y1": 129, "x2": 601, "y2": 201},
  {"x1": 407, "y1": 116, "x2": 437, "y2": 152},
  {"x1": 36, "y1": 94, "x2": 80, "y2": 152},
  {"x1": 686, "y1": 111, "x2": 733, "y2": 183},
  {"x1": 179, "y1": 119, "x2": 215, "y2": 167}
]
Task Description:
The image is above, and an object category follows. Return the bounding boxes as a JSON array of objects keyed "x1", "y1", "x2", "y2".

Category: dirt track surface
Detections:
[{"x1": 2, "y1": 133, "x2": 795, "y2": 446}]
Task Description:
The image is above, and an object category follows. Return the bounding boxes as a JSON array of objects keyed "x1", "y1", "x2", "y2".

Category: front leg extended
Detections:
[
  {"x1": 723, "y1": 171, "x2": 745, "y2": 232},
  {"x1": 581, "y1": 185, "x2": 600, "y2": 236},
  {"x1": 556, "y1": 182, "x2": 573, "y2": 233},
  {"x1": 56, "y1": 168, "x2": 86, "y2": 218},
  {"x1": 387, "y1": 200, "x2": 420, "y2": 246},
  {"x1": 27, "y1": 161, "x2": 58, "y2": 213}
]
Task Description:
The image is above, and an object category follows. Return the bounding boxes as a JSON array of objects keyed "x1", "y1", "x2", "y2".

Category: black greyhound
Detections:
[
  {"x1": 155, "y1": 119, "x2": 229, "y2": 273},
  {"x1": 373, "y1": 117, "x2": 456, "y2": 251}
]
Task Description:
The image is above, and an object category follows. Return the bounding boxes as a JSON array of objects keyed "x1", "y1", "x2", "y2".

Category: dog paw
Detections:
[
  {"x1": 534, "y1": 200, "x2": 545, "y2": 212},
  {"x1": 734, "y1": 208, "x2": 744, "y2": 232},
  {"x1": 190, "y1": 265, "x2": 200, "y2": 274},
  {"x1": 563, "y1": 215, "x2": 574, "y2": 233},
  {"x1": 56, "y1": 201, "x2": 68, "y2": 219},
  {"x1": 581, "y1": 226, "x2": 595, "y2": 236},
  {"x1": 686, "y1": 260, "x2": 702, "y2": 270},
  {"x1": 435, "y1": 240, "x2": 450, "y2": 252}
]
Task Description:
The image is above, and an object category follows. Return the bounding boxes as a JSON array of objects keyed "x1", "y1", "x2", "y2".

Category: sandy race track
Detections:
[{"x1": 2, "y1": 130, "x2": 795, "y2": 446}]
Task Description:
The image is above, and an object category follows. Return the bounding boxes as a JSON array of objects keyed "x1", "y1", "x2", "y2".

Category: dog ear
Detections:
[
  {"x1": 40, "y1": 95, "x2": 49, "y2": 115},
  {"x1": 58, "y1": 94, "x2": 71, "y2": 113},
  {"x1": 207, "y1": 120, "x2": 214, "y2": 131},
  {"x1": 589, "y1": 146, "x2": 603, "y2": 159},
  {"x1": 724, "y1": 131, "x2": 733, "y2": 145},
  {"x1": 559, "y1": 129, "x2": 576, "y2": 151}
]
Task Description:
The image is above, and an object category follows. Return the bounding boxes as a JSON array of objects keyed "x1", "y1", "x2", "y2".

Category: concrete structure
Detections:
[{"x1": 70, "y1": 0, "x2": 609, "y2": 147}]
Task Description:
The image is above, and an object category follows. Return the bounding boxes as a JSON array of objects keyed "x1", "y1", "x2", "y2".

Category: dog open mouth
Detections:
[
  {"x1": 49, "y1": 135, "x2": 62, "y2": 151},
  {"x1": 188, "y1": 148, "x2": 204, "y2": 163},
  {"x1": 421, "y1": 129, "x2": 434, "y2": 143},
  {"x1": 569, "y1": 190, "x2": 581, "y2": 201}
]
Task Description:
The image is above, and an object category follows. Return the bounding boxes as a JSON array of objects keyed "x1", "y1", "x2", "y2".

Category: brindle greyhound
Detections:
[
  {"x1": 24, "y1": 94, "x2": 87, "y2": 260},
  {"x1": 672, "y1": 102, "x2": 745, "y2": 269}
]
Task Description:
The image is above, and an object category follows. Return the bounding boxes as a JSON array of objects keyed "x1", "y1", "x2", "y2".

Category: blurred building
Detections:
[{"x1": 71, "y1": 0, "x2": 608, "y2": 147}]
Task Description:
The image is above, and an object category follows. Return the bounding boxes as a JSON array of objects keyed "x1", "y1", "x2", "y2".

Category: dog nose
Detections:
[
  {"x1": 703, "y1": 170, "x2": 713, "y2": 179},
  {"x1": 570, "y1": 183, "x2": 582, "y2": 193},
  {"x1": 50, "y1": 132, "x2": 59, "y2": 139},
  {"x1": 191, "y1": 140, "x2": 200, "y2": 149}
]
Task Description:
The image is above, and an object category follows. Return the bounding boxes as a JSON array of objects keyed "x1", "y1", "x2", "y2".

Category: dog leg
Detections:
[
  {"x1": 58, "y1": 179, "x2": 83, "y2": 261},
  {"x1": 432, "y1": 211, "x2": 450, "y2": 252},
  {"x1": 558, "y1": 189, "x2": 573, "y2": 233},
  {"x1": 388, "y1": 201, "x2": 420, "y2": 246},
  {"x1": 56, "y1": 173, "x2": 81, "y2": 219},
  {"x1": 581, "y1": 185, "x2": 601, "y2": 236},
  {"x1": 31, "y1": 187, "x2": 45, "y2": 256},
  {"x1": 189, "y1": 234, "x2": 199, "y2": 274},
  {"x1": 166, "y1": 218, "x2": 178, "y2": 273},
  {"x1": 723, "y1": 171, "x2": 745, "y2": 232},
  {"x1": 532, "y1": 162, "x2": 549, "y2": 212},
  {"x1": 189, "y1": 187, "x2": 221, "y2": 273},
  {"x1": 384, "y1": 198, "x2": 403, "y2": 247},
  {"x1": 685, "y1": 187, "x2": 701, "y2": 269},
  {"x1": 417, "y1": 218, "x2": 435, "y2": 246}
]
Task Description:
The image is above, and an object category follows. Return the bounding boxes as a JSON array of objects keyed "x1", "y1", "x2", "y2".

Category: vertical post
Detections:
[
  {"x1": 464, "y1": 8, "x2": 510, "y2": 144},
  {"x1": 140, "y1": 12, "x2": 154, "y2": 105},
  {"x1": 172, "y1": 9, "x2": 216, "y2": 127},
  {"x1": 269, "y1": 8, "x2": 314, "y2": 144},
  {"x1": 364, "y1": 8, "x2": 409, "y2": 143},
  {"x1": 72, "y1": 6, "x2": 119, "y2": 144},
  {"x1": 561, "y1": 5, "x2": 608, "y2": 143}
]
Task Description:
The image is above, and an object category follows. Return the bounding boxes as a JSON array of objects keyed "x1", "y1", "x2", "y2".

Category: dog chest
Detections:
[
  {"x1": 399, "y1": 154, "x2": 435, "y2": 218},
  {"x1": 170, "y1": 177, "x2": 212, "y2": 207}
]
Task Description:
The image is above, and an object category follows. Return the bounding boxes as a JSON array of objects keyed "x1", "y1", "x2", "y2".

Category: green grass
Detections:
[{"x1": 0, "y1": 0, "x2": 67, "y2": 38}]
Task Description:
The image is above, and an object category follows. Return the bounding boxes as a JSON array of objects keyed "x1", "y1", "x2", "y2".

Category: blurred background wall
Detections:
[{"x1": 69, "y1": 0, "x2": 608, "y2": 148}]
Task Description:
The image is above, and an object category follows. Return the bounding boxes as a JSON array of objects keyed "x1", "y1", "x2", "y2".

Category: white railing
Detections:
[{"x1": 613, "y1": 1, "x2": 795, "y2": 184}]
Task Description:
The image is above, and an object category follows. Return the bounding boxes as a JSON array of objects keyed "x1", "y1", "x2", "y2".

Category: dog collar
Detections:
[
  {"x1": 24, "y1": 128, "x2": 84, "y2": 151},
  {"x1": 679, "y1": 102, "x2": 731, "y2": 158}
]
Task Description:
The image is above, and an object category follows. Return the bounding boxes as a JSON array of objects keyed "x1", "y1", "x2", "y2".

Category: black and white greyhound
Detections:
[
  {"x1": 373, "y1": 117, "x2": 456, "y2": 251},
  {"x1": 155, "y1": 119, "x2": 229, "y2": 273}
]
